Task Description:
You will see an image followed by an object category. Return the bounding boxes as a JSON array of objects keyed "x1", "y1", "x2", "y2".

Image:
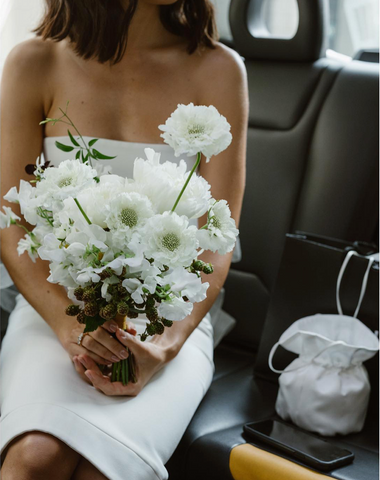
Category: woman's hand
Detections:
[
  {"x1": 61, "y1": 321, "x2": 137, "y2": 384},
  {"x1": 73, "y1": 328, "x2": 176, "y2": 395}
]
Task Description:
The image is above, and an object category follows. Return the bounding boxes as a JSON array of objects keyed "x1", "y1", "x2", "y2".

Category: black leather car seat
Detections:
[{"x1": 166, "y1": 0, "x2": 379, "y2": 479}]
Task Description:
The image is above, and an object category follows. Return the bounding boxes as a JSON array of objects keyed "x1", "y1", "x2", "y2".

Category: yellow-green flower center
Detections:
[
  {"x1": 162, "y1": 233, "x2": 180, "y2": 252},
  {"x1": 59, "y1": 177, "x2": 72, "y2": 188},
  {"x1": 212, "y1": 216, "x2": 222, "y2": 230},
  {"x1": 120, "y1": 208, "x2": 138, "y2": 228},
  {"x1": 188, "y1": 124, "x2": 205, "y2": 135}
]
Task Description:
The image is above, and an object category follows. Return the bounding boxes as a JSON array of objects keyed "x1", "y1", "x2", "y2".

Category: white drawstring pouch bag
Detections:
[{"x1": 269, "y1": 250, "x2": 379, "y2": 436}]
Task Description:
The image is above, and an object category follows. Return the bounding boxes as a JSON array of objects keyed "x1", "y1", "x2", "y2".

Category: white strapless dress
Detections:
[{"x1": 0, "y1": 137, "x2": 215, "y2": 480}]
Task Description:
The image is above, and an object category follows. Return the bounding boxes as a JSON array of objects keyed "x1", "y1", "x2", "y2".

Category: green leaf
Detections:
[
  {"x1": 68, "y1": 130, "x2": 80, "y2": 147},
  {"x1": 92, "y1": 149, "x2": 116, "y2": 160},
  {"x1": 55, "y1": 141, "x2": 74, "y2": 152},
  {"x1": 83, "y1": 314, "x2": 106, "y2": 333},
  {"x1": 75, "y1": 150, "x2": 81, "y2": 160},
  {"x1": 88, "y1": 138, "x2": 98, "y2": 147}
]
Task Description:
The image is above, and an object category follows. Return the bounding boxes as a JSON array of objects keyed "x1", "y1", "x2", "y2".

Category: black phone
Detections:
[{"x1": 243, "y1": 420, "x2": 354, "y2": 472}]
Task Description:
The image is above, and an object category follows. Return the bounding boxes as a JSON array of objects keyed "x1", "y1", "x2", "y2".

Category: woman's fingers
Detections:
[
  {"x1": 101, "y1": 320, "x2": 118, "y2": 333},
  {"x1": 73, "y1": 356, "x2": 92, "y2": 384},
  {"x1": 90, "y1": 328, "x2": 130, "y2": 361},
  {"x1": 115, "y1": 328, "x2": 144, "y2": 355},
  {"x1": 79, "y1": 354, "x2": 140, "y2": 396},
  {"x1": 82, "y1": 333, "x2": 126, "y2": 363}
]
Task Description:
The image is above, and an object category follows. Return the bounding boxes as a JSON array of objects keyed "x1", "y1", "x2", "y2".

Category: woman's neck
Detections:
[{"x1": 123, "y1": 2, "x2": 177, "y2": 52}]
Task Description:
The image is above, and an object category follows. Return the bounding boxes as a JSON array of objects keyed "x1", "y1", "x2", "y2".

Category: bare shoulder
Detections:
[
  {"x1": 193, "y1": 42, "x2": 248, "y2": 105},
  {"x1": 3, "y1": 37, "x2": 55, "y2": 80}
]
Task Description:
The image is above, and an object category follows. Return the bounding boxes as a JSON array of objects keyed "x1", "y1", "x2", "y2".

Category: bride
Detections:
[{"x1": 0, "y1": 0, "x2": 247, "y2": 478}]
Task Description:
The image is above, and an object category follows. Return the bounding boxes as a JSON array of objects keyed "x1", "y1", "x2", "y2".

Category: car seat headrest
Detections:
[{"x1": 229, "y1": 0, "x2": 326, "y2": 62}]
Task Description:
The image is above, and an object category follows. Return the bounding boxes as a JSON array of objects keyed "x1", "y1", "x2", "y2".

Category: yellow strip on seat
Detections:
[{"x1": 230, "y1": 443, "x2": 330, "y2": 480}]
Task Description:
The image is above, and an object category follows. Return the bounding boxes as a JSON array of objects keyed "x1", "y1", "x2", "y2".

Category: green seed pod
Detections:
[
  {"x1": 101, "y1": 303, "x2": 117, "y2": 320},
  {"x1": 77, "y1": 312, "x2": 86, "y2": 324},
  {"x1": 127, "y1": 310, "x2": 138, "y2": 319},
  {"x1": 117, "y1": 302, "x2": 129, "y2": 316},
  {"x1": 84, "y1": 301, "x2": 99, "y2": 317},
  {"x1": 74, "y1": 287, "x2": 84, "y2": 301},
  {"x1": 155, "y1": 322, "x2": 165, "y2": 335},
  {"x1": 146, "y1": 296, "x2": 155, "y2": 309},
  {"x1": 82, "y1": 288, "x2": 96, "y2": 303},
  {"x1": 146, "y1": 323, "x2": 157, "y2": 336},
  {"x1": 162, "y1": 318, "x2": 173, "y2": 328},
  {"x1": 146, "y1": 307, "x2": 159, "y2": 322},
  {"x1": 66, "y1": 304, "x2": 81, "y2": 316}
]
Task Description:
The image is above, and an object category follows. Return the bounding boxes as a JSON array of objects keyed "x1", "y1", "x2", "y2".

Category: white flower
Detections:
[
  {"x1": 197, "y1": 200, "x2": 239, "y2": 255},
  {"x1": 0, "y1": 206, "x2": 21, "y2": 228},
  {"x1": 106, "y1": 192, "x2": 154, "y2": 244},
  {"x1": 158, "y1": 103, "x2": 232, "y2": 162},
  {"x1": 162, "y1": 267, "x2": 209, "y2": 302},
  {"x1": 35, "y1": 159, "x2": 97, "y2": 207},
  {"x1": 75, "y1": 181, "x2": 124, "y2": 228},
  {"x1": 141, "y1": 212, "x2": 198, "y2": 268},
  {"x1": 17, "y1": 233, "x2": 41, "y2": 262},
  {"x1": 133, "y1": 148, "x2": 211, "y2": 218},
  {"x1": 158, "y1": 295, "x2": 193, "y2": 321},
  {"x1": 4, "y1": 187, "x2": 19, "y2": 203}
]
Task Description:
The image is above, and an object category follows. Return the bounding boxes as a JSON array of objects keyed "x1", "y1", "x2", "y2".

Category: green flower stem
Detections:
[
  {"x1": 74, "y1": 198, "x2": 92, "y2": 225},
  {"x1": 58, "y1": 107, "x2": 93, "y2": 166},
  {"x1": 15, "y1": 222, "x2": 32, "y2": 235},
  {"x1": 171, "y1": 152, "x2": 201, "y2": 213},
  {"x1": 37, "y1": 207, "x2": 54, "y2": 227}
]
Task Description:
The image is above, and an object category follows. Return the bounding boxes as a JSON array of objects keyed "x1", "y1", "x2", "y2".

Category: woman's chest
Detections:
[{"x1": 44, "y1": 51, "x2": 202, "y2": 143}]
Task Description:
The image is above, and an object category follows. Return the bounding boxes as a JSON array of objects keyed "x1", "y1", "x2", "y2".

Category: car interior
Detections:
[{"x1": 165, "y1": 0, "x2": 379, "y2": 479}]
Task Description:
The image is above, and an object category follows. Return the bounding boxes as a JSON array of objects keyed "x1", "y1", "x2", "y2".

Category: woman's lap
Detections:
[{"x1": 0, "y1": 295, "x2": 214, "y2": 480}]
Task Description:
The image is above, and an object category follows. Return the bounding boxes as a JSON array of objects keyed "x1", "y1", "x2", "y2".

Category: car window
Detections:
[{"x1": 212, "y1": 0, "x2": 380, "y2": 58}]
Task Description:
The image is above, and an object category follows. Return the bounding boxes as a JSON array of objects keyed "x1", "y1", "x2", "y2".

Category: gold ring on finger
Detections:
[{"x1": 77, "y1": 332, "x2": 90, "y2": 347}]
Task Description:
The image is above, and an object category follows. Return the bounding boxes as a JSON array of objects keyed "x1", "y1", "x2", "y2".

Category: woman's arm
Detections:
[
  {"x1": 77, "y1": 45, "x2": 248, "y2": 395},
  {"x1": 152, "y1": 44, "x2": 248, "y2": 355},
  {"x1": 1, "y1": 40, "x2": 129, "y2": 372}
]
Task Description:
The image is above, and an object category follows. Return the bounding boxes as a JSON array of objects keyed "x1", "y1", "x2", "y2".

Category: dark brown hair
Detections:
[{"x1": 34, "y1": 0, "x2": 218, "y2": 64}]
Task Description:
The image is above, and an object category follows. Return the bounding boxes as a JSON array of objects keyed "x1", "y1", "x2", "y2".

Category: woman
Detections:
[{"x1": 0, "y1": 0, "x2": 247, "y2": 478}]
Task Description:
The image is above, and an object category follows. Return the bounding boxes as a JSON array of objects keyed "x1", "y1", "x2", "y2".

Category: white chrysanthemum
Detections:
[
  {"x1": 158, "y1": 295, "x2": 193, "y2": 321},
  {"x1": 197, "y1": 199, "x2": 239, "y2": 255},
  {"x1": 141, "y1": 212, "x2": 198, "y2": 268},
  {"x1": 132, "y1": 148, "x2": 211, "y2": 218},
  {"x1": 158, "y1": 103, "x2": 232, "y2": 162},
  {"x1": 35, "y1": 159, "x2": 97, "y2": 207},
  {"x1": 0, "y1": 206, "x2": 20, "y2": 229},
  {"x1": 162, "y1": 267, "x2": 209, "y2": 302},
  {"x1": 106, "y1": 192, "x2": 154, "y2": 244}
]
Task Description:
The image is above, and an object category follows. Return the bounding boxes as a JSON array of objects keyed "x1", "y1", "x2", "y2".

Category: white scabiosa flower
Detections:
[
  {"x1": 197, "y1": 200, "x2": 239, "y2": 255},
  {"x1": 158, "y1": 295, "x2": 193, "y2": 321},
  {"x1": 35, "y1": 159, "x2": 97, "y2": 206},
  {"x1": 0, "y1": 206, "x2": 21, "y2": 228},
  {"x1": 133, "y1": 148, "x2": 211, "y2": 218},
  {"x1": 106, "y1": 192, "x2": 154, "y2": 245},
  {"x1": 141, "y1": 212, "x2": 198, "y2": 268},
  {"x1": 158, "y1": 103, "x2": 232, "y2": 162}
]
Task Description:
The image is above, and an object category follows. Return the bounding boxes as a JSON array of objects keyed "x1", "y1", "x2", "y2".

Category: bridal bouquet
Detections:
[{"x1": 1, "y1": 103, "x2": 238, "y2": 385}]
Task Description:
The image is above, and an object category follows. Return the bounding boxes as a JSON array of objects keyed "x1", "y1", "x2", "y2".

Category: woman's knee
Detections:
[{"x1": 2, "y1": 431, "x2": 80, "y2": 479}]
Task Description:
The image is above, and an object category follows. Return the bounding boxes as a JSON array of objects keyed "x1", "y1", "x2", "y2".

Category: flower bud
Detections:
[
  {"x1": 202, "y1": 263, "x2": 214, "y2": 274},
  {"x1": 192, "y1": 260, "x2": 205, "y2": 271}
]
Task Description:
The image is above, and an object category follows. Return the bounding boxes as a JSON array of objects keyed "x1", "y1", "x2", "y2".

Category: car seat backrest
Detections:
[{"x1": 223, "y1": 0, "x2": 379, "y2": 351}]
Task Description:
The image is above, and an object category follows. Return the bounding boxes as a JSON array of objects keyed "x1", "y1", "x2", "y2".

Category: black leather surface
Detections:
[
  {"x1": 229, "y1": 0, "x2": 326, "y2": 62},
  {"x1": 168, "y1": 1, "x2": 379, "y2": 478}
]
